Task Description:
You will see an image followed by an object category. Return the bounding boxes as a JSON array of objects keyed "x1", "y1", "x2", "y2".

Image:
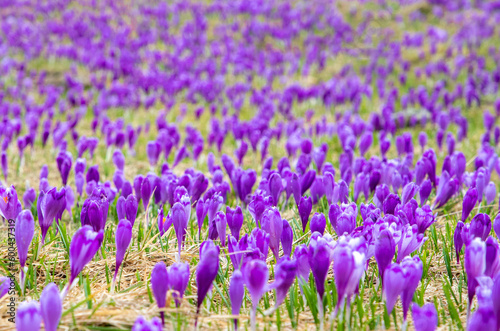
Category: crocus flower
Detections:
[
  {"x1": 383, "y1": 263, "x2": 407, "y2": 315},
  {"x1": 261, "y1": 207, "x2": 283, "y2": 259},
  {"x1": 214, "y1": 211, "x2": 227, "y2": 246},
  {"x1": 168, "y1": 262, "x2": 190, "y2": 307},
  {"x1": 281, "y1": 219, "x2": 293, "y2": 257},
  {"x1": 114, "y1": 220, "x2": 133, "y2": 284},
  {"x1": 15, "y1": 210, "x2": 34, "y2": 293},
  {"x1": 112, "y1": 150, "x2": 125, "y2": 171},
  {"x1": 196, "y1": 199, "x2": 208, "y2": 237},
  {"x1": 310, "y1": 212, "x2": 326, "y2": 235},
  {"x1": 467, "y1": 306, "x2": 497, "y2": 331},
  {"x1": 484, "y1": 182, "x2": 496, "y2": 205},
  {"x1": 454, "y1": 221, "x2": 465, "y2": 263},
  {"x1": 0, "y1": 276, "x2": 10, "y2": 299},
  {"x1": 375, "y1": 229, "x2": 395, "y2": 282},
  {"x1": 298, "y1": 196, "x2": 312, "y2": 232},
  {"x1": 269, "y1": 257, "x2": 298, "y2": 309},
  {"x1": 400, "y1": 256, "x2": 423, "y2": 320},
  {"x1": 151, "y1": 261, "x2": 169, "y2": 325},
  {"x1": 131, "y1": 316, "x2": 162, "y2": 331},
  {"x1": 116, "y1": 194, "x2": 138, "y2": 226},
  {"x1": 80, "y1": 187, "x2": 109, "y2": 232},
  {"x1": 462, "y1": 188, "x2": 478, "y2": 222},
  {"x1": 227, "y1": 206, "x2": 243, "y2": 241},
  {"x1": 230, "y1": 270, "x2": 245, "y2": 330},
  {"x1": 22, "y1": 188, "x2": 36, "y2": 209},
  {"x1": 465, "y1": 238, "x2": 486, "y2": 307},
  {"x1": 397, "y1": 224, "x2": 426, "y2": 262},
  {"x1": 196, "y1": 241, "x2": 220, "y2": 323},
  {"x1": 494, "y1": 214, "x2": 500, "y2": 240},
  {"x1": 146, "y1": 141, "x2": 161, "y2": 167},
  {"x1": 269, "y1": 172, "x2": 283, "y2": 206},
  {"x1": 40, "y1": 283, "x2": 62, "y2": 331},
  {"x1": 470, "y1": 213, "x2": 492, "y2": 241},
  {"x1": 67, "y1": 225, "x2": 104, "y2": 296},
  {"x1": 411, "y1": 303, "x2": 438, "y2": 331},
  {"x1": 1, "y1": 151, "x2": 7, "y2": 181},
  {"x1": 16, "y1": 301, "x2": 41, "y2": 331},
  {"x1": 244, "y1": 259, "x2": 269, "y2": 331},
  {"x1": 0, "y1": 185, "x2": 22, "y2": 221},
  {"x1": 38, "y1": 187, "x2": 66, "y2": 243},
  {"x1": 308, "y1": 234, "x2": 332, "y2": 307},
  {"x1": 56, "y1": 151, "x2": 72, "y2": 186},
  {"x1": 172, "y1": 202, "x2": 188, "y2": 258}
]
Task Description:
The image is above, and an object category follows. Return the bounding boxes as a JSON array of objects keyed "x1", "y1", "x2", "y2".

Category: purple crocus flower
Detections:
[
  {"x1": 1, "y1": 152, "x2": 7, "y2": 181},
  {"x1": 112, "y1": 150, "x2": 125, "y2": 171},
  {"x1": 400, "y1": 256, "x2": 423, "y2": 320},
  {"x1": 419, "y1": 179, "x2": 432, "y2": 206},
  {"x1": 467, "y1": 306, "x2": 497, "y2": 331},
  {"x1": 269, "y1": 172, "x2": 283, "y2": 206},
  {"x1": 131, "y1": 316, "x2": 162, "y2": 331},
  {"x1": 229, "y1": 270, "x2": 245, "y2": 331},
  {"x1": 66, "y1": 225, "x2": 104, "y2": 297},
  {"x1": 281, "y1": 219, "x2": 293, "y2": 257},
  {"x1": 214, "y1": 211, "x2": 227, "y2": 247},
  {"x1": 172, "y1": 202, "x2": 188, "y2": 258},
  {"x1": 308, "y1": 234, "x2": 332, "y2": 305},
  {"x1": 196, "y1": 198, "x2": 208, "y2": 237},
  {"x1": 397, "y1": 224, "x2": 426, "y2": 262},
  {"x1": 375, "y1": 229, "x2": 395, "y2": 283},
  {"x1": 38, "y1": 187, "x2": 66, "y2": 244},
  {"x1": 0, "y1": 277, "x2": 10, "y2": 299},
  {"x1": 15, "y1": 210, "x2": 34, "y2": 271},
  {"x1": 80, "y1": 188, "x2": 109, "y2": 232},
  {"x1": 227, "y1": 206, "x2": 243, "y2": 241},
  {"x1": 261, "y1": 207, "x2": 283, "y2": 259},
  {"x1": 470, "y1": 213, "x2": 492, "y2": 241},
  {"x1": 56, "y1": 151, "x2": 72, "y2": 186},
  {"x1": 168, "y1": 262, "x2": 190, "y2": 307},
  {"x1": 196, "y1": 241, "x2": 220, "y2": 324},
  {"x1": 116, "y1": 194, "x2": 138, "y2": 226},
  {"x1": 494, "y1": 214, "x2": 500, "y2": 240},
  {"x1": 22, "y1": 188, "x2": 36, "y2": 209},
  {"x1": 454, "y1": 221, "x2": 465, "y2": 263},
  {"x1": 16, "y1": 301, "x2": 41, "y2": 331},
  {"x1": 465, "y1": 238, "x2": 486, "y2": 307},
  {"x1": 383, "y1": 263, "x2": 407, "y2": 315},
  {"x1": 114, "y1": 219, "x2": 132, "y2": 284},
  {"x1": 151, "y1": 261, "x2": 169, "y2": 325},
  {"x1": 462, "y1": 188, "x2": 478, "y2": 222},
  {"x1": 0, "y1": 185, "x2": 22, "y2": 221},
  {"x1": 310, "y1": 212, "x2": 326, "y2": 235},
  {"x1": 40, "y1": 283, "x2": 62, "y2": 331},
  {"x1": 411, "y1": 303, "x2": 437, "y2": 331},
  {"x1": 244, "y1": 259, "x2": 269, "y2": 331},
  {"x1": 269, "y1": 257, "x2": 298, "y2": 309},
  {"x1": 298, "y1": 196, "x2": 312, "y2": 232},
  {"x1": 146, "y1": 141, "x2": 161, "y2": 167},
  {"x1": 484, "y1": 182, "x2": 496, "y2": 205}
]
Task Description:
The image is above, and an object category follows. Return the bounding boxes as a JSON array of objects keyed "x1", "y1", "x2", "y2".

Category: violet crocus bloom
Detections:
[
  {"x1": 310, "y1": 213, "x2": 326, "y2": 235},
  {"x1": 261, "y1": 207, "x2": 283, "y2": 259},
  {"x1": 38, "y1": 187, "x2": 66, "y2": 244},
  {"x1": 147, "y1": 141, "x2": 161, "y2": 167},
  {"x1": 494, "y1": 214, "x2": 500, "y2": 240},
  {"x1": 16, "y1": 301, "x2": 41, "y2": 331},
  {"x1": 172, "y1": 202, "x2": 188, "y2": 258},
  {"x1": 244, "y1": 259, "x2": 269, "y2": 331},
  {"x1": 298, "y1": 196, "x2": 312, "y2": 232},
  {"x1": 196, "y1": 198, "x2": 208, "y2": 237},
  {"x1": 269, "y1": 257, "x2": 298, "y2": 309},
  {"x1": 0, "y1": 185, "x2": 22, "y2": 221},
  {"x1": 227, "y1": 206, "x2": 243, "y2": 241},
  {"x1": 400, "y1": 256, "x2": 423, "y2": 320},
  {"x1": 68, "y1": 225, "x2": 104, "y2": 289},
  {"x1": 375, "y1": 229, "x2": 395, "y2": 282},
  {"x1": 470, "y1": 213, "x2": 492, "y2": 241},
  {"x1": 454, "y1": 221, "x2": 465, "y2": 263},
  {"x1": 281, "y1": 219, "x2": 293, "y2": 257},
  {"x1": 462, "y1": 188, "x2": 478, "y2": 222},
  {"x1": 151, "y1": 261, "x2": 169, "y2": 325},
  {"x1": 168, "y1": 262, "x2": 190, "y2": 307},
  {"x1": 114, "y1": 220, "x2": 132, "y2": 284},
  {"x1": 465, "y1": 238, "x2": 486, "y2": 307},
  {"x1": 214, "y1": 211, "x2": 227, "y2": 246},
  {"x1": 229, "y1": 270, "x2": 245, "y2": 331},
  {"x1": 80, "y1": 188, "x2": 109, "y2": 232},
  {"x1": 131, "y1": 316, "x2": 162, "y2": 331},
  {"x1": 411, "y1": 303, "x2": 437, "y2": 331},
  {"x1": 1, "y1": 151, "x2": 7, "y2": 181},
  {"x1": 397, "y1": 224, "x2": 426, "y2": 262},
  {"x1": 484, "y1": 182, "x2": 496, "y2": 205},
  {"x1": 112, "y1": 150, "x2": 125, "y2": 171},
  {"x1": 308, "y1": 234, "x2": 332, "y2": 305},
  {"x1": 0, "y1": 277, "x2": 10, "y2": 299},
  {"x1": 40, "y1": 283, "x2": 62, "y2": 331},
  {"x1": 56, "y1": 151, "x2": 72, "y2": 186},
  {"x1": 419, "y1": 179, "x2": 432, "y2": 206},
  {"x1": 22, "y1": 188, "x2": 36, "y2": 209},
  {"x1": 196, "y1": 241, "x2": 220, "y2": 323},
  {"x1": 383, "y1": 263, "x2": 407, "y2": 315},
  {"x1": 15, "y1": 210, "x2": 34, "y2": 271},
  {"x1": 116, "y1": 194, "x2": 138, "y2": 226}
]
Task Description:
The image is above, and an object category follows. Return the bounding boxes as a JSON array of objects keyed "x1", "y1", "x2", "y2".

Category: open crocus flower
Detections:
[
  {"x1": 0, "y1": 184, "x2": 22, "y2": 221},
  {"x1": 268, "y1": 257, "x2": 298, "y2": 312},
  {"x1": 38, "y1": 186, "x2": 66, "y2": 244},
  {"x1": 80, "y1": 187, "x2": 109, "y2": 232}
]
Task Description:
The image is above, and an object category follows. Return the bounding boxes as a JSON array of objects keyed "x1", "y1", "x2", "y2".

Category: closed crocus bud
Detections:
[
  {"x1": 375, "y1": 229, "x2": 395, "y2": 282},
  {"x1": 151, "y1": 261, "x2": 169, "y2": 325},
  {"x1": 465, "y1": 238, "x2": 486, "y2": 306},
  {"x1": 69, "y1": 225, "x2": 104, "y2": 287},
  {"x1": 168, "y1": 262, "x2": 190, "y2": 307},
  {"x1": 0, "y1": 184, "x2": 22, "y2": 221},
  {"x1": 229, "y1": 270, "x2": 245, "y2": 330},
  {"x1": 56, "y1": 151, "x2": 72, "y2": 186},
  {"x1": 40, "y1": 283, "x2": 62, "y2": 331},
  {"x1": 172, "y1": 202, "x2": 188, "y2": 258},
  {"x1": 359, "y1": 131, "x2": 372, "y2": 156},
  {"x1": 22, "y1": 188, "x2": 36, "y2": 209},
  {"x1": 462, "y1": 188, "x2": 478, "y2": 222},
  {"x1": 116, "y1": 194, "x2": 138, "y2": 226},
  {"x1": 400, "y1": 256, "x2": 423, "y2": 320},
  {"x1": 16, "y1": 301, "x2": 41, "y2": 331},
  {"x1": 244, "y1": 259, "x2": 269, "y2": 330},
  {"x1": 214, "y1": 211, "x2": 227, "y2": 247},
  {"x1": 470, "y1": 213, "x2": 492, "y2": 241},
  {"x1": 0, "y1": 277, "x2": 10, "y2": 298},
  {"x1": 412, "y1": 303, "x2": 437, "y2": 331},
  {"x1": 419, "y1": 179, "x2": 432, "y2": 206},
  {"x1": 146, "y1": 141, "x2": 161, "y2": 167},
  {"x1": 196, "y1": 241, "x2": 220, "y2": 322},
  {"x1": 401, "y1": 182, "x2": 418, "y2": 206},
  {"x1": 1, "y1": 151, "x2": 7, "y2": 180},
  {"x1": 467, "y1": 306, "x2": 497, "y2": 331},
  {"x1": 269, "y1": 257, "x2": 298, "y2": 309},
  {"x1": 383, "y1": 193, "x2": 401, "y2": 215},
  {"x1": 75, "y1": 173, "x2": 85, "y2": 196},
  {"x1": 290, "y1": 173, "x2": 301, "y2": 206},
  {"x1": 310, "y1": 213, "x2": 326, "y2": 235},
  {"x1": 383, "y1": 263, "x2": 406, "y2": 315},
  {"x1": 261, "y1": 207, "x2": 283, "y2": 259},
  {"x1": 86, "y1": 165, "x2": 100, "y2": 184},
  {"x1": 308, "y1": 234, "x2": 331, "y2": 302},
  {"x1": 196, "y1": 199, "x2": 207, "y2": 237},
  {"x1": 454, "y1": 221, "x2": 465, "y2": 263},
  {"x1": 131, "y1": 316, "x2": 162, "y2": 331},
  {"x1": 227, "y1": 206, "x2": 243, "y2": 241},
  {"x1": 485, "y1": 182, "x2": 496, "y2": 206},
  {"x1": 133, "y1": 175, "x2": 144, "y2": 201},
  {"x1": 15, "y1": 210, "x2": 34, "y2": 270},
  {"x1": 80, "y1": 188, "x2": 109, "y2": 232},
  {"x1": 38, "y1": 187, "x2": 66, "y2": 244},
  {"x1": 112, "y1": 150, "x2": 125, "y2": 171},
  {"x1": 281, "y1": 219, "x2": 293, "y2": 257},
  {"x1": 269, "y1": 172, "x2": 283, "y2": 206},
  {"x1": 114, "y1": 220, "x2": 133, "y2": 283},
  {"x1": 298, "y1": 196, "x2": 312, "y2": 232}
]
